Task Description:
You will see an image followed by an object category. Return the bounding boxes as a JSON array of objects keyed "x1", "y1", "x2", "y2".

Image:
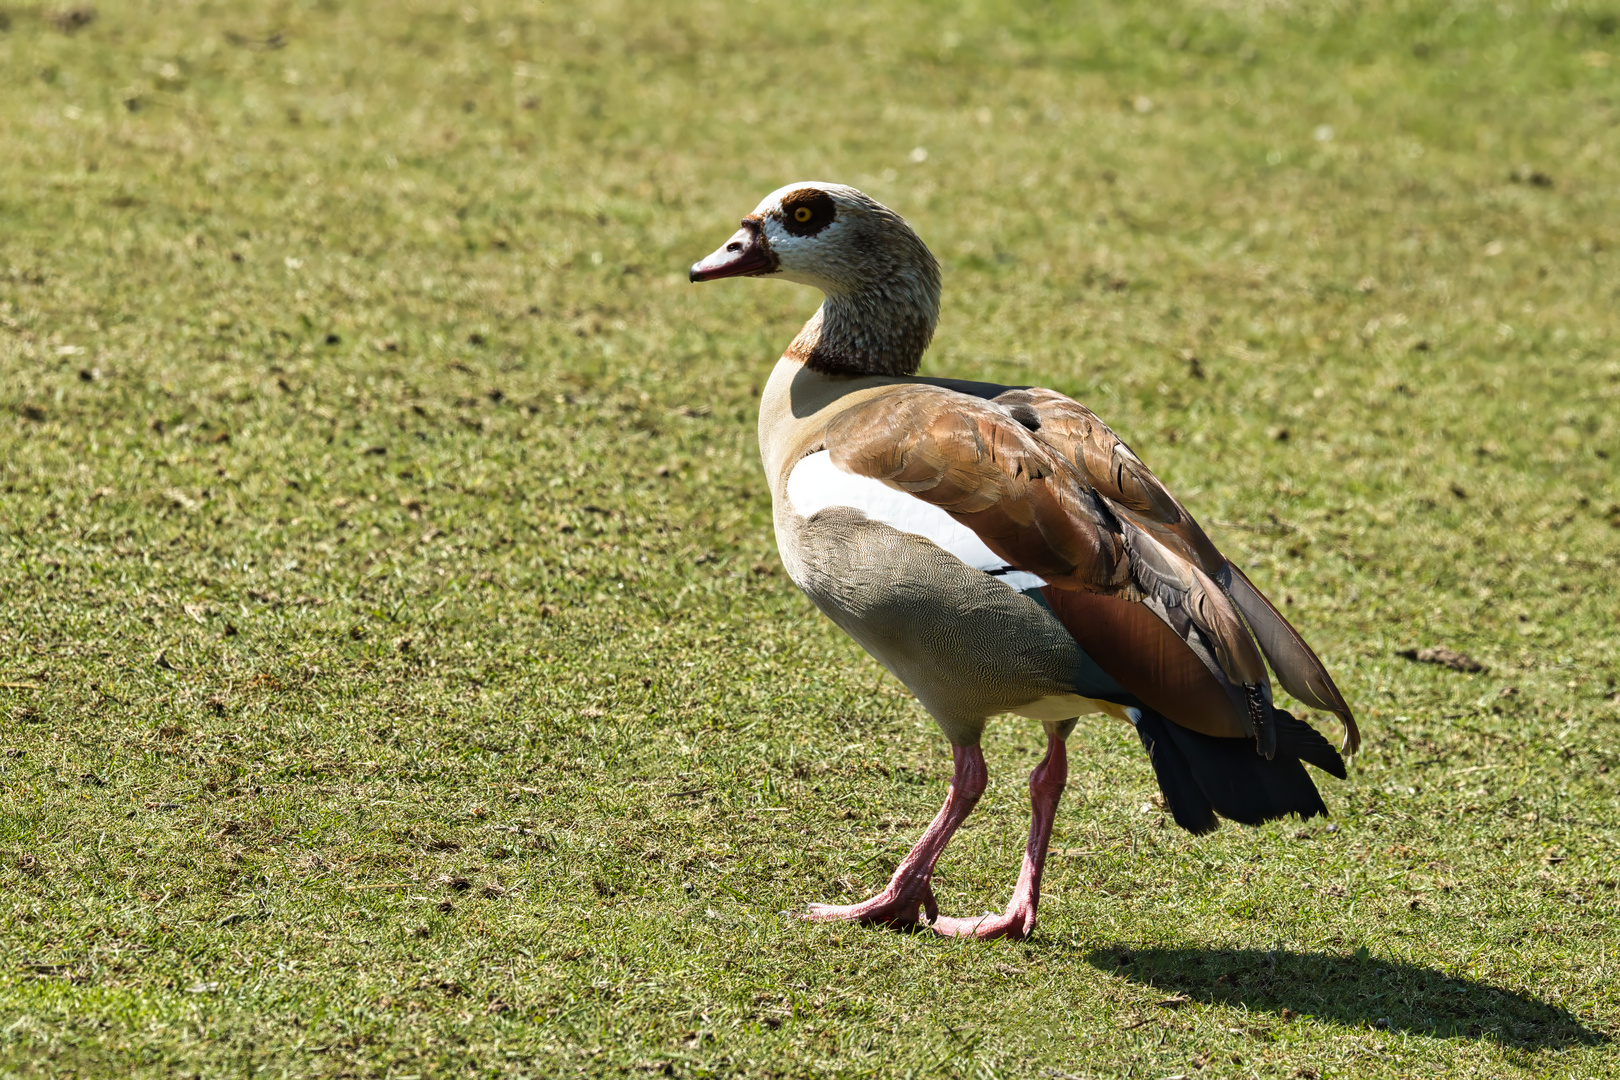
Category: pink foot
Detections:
[
  {"x1": 927, "y1": 733, "x2": 1068, "y2": 942},
  {"x1": 801, "y1": 879, "x2": 940, "y2": 928},
  {"x1": 797, "y1": 744, "x2": 986, "y2": 931},
  {"x1": 796, "y1": 733, "x2": 1066, "y2": 945},
  {"x1": 885, "y1": 730, "x2": 1070, "y2": 944},
  {"x1": 928, "y1": 906, "x2": 1037, "y2": 941}
]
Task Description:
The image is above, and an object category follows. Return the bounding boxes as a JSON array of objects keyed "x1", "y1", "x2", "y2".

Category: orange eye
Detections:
[{"x1": 794, "y1": 206, "x2": 813, "y2": 223}]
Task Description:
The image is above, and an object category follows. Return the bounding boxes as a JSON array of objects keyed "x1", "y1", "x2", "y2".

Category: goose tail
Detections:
[{"x1": 1131, "y1": 708, "x2": 1344, "y2": 835}]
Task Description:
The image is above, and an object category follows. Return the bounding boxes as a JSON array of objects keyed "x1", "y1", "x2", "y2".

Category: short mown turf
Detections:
[{"x1": 2, "y1": 1, "x2": 1618, "y2": 1076}]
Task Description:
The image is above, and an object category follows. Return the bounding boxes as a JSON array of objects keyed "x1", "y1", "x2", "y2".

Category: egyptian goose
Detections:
[{"x1": 690, "y1": 183, "x2": 1359, "y2": 941}]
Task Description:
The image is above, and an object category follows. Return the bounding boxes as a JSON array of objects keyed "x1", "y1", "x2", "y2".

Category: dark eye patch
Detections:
[{"x1": 779, "y1": 188, "x2": 837, "y2": 237}]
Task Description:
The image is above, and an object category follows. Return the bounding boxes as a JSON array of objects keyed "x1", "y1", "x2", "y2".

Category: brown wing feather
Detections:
[
  {"x1": 1225, "y1": 566, "x2": 1361, "y2": 754},
  {"x1": 1039, "y1": 588, "x2": 1248, "y2": 739},
  {"x1": 826, "y1": 388, "x2": 1131, "y2": 589},
  {"x1": 825, "y1": 385, "x2": 1273, "y2": 743},
  {"x1": 1000, "y1": 387, "x2": 1360, "y2": 754},
  {"x1": 996, "y1": 388, "x2": 1225, "y2": 573}
]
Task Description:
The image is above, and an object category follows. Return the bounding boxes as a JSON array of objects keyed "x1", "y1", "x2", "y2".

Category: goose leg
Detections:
[
  {"x1": 929, "y1": 726, "x2": 1068, "y2": 941},
  {"x1": 801, "y1": 743, "x2": 987, "y2": 928}
]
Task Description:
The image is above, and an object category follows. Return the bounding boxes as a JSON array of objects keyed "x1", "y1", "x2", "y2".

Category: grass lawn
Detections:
[{"x1": 3, "y1": 0, "x2": 1620, "y2": 1076}]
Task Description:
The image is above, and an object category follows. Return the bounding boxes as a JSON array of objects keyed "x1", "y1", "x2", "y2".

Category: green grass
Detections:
[{"x1": 2, "y1": 0, "x2": 1619, "y2": 1076}]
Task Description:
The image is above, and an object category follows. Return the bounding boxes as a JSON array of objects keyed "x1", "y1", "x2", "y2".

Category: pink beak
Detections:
[{"x1": 690, "y1": 221, "x2": 775, "y2": 282}]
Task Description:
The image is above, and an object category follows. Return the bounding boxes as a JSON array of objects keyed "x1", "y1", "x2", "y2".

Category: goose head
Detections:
[{"x1": 691, "y1": 182, "x2": 942, "y2": 377}]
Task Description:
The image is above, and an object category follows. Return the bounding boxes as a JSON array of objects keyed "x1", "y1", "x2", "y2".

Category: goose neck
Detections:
[{"x1": 786, "y1": 280, "x2": 939, "y2": 378}]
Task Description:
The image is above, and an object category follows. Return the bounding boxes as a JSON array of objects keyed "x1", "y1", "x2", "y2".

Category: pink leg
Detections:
[
  {"x1": 801, "y1": 743, "x2": 987, "y2": 928},
  {"x1": 930, "y1": 731, "x2": 1068, "y2": 941}
]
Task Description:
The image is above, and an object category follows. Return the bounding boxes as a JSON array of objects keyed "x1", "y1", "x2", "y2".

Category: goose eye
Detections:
[{"x1": 779, "y1": 189, "x2": 837, "y2": 236}]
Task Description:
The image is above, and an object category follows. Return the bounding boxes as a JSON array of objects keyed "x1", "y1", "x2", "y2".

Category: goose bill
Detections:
[{"x1": 690, "y1": 225, "x2": 775, "y2": 282}]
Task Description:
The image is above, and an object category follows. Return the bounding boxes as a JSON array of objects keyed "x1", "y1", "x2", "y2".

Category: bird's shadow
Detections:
[{"x1": 1077, "y1": 944, "x2": 1607, "y2": 1051}]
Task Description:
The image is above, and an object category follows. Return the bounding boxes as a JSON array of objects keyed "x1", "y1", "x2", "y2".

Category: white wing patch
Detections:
[{"x1": 787, "y1": 450, "x2": 1048, "y2": 593}]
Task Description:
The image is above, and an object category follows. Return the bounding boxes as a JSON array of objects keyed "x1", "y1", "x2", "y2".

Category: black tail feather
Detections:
[
  {"x1": 1134, "y1": 709, "x2": 1339, "y2": 833},
  {"x1": 1275, "y1": 709, "x2": 1347, "y2": 779},
  {"x1": 1134, "y1": 714, "x2": 1219, "y2": 835}
]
